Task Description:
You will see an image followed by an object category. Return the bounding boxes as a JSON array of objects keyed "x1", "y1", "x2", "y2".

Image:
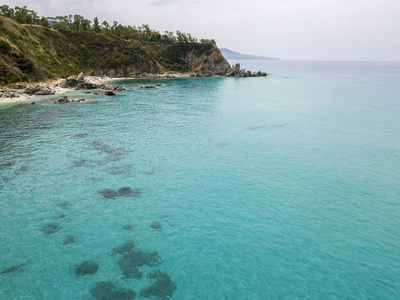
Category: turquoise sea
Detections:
[{"x1": 1, "y1": 60, "x2": 400, "y2": 299}]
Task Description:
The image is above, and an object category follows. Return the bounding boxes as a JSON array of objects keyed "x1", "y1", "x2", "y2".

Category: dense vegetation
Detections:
[{"x1": 0, "y1": 5, "x2": 228, "y2": 85}]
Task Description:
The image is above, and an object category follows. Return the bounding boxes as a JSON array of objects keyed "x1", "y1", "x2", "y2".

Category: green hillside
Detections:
[{"x1": 0, "y1": 15, "x2": 230, "y2": 85}]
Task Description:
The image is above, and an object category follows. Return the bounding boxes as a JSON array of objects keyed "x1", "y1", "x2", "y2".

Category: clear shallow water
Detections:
[{"x1": 1, "y1": 61, "x2": 400, "y2": 299}]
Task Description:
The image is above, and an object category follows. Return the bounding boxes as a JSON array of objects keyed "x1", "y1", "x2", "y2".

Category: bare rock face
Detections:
[
  {"x1": 59, "y1": 73, "x2": 127, "y2": 91},
  {"x1": 185, "y1": 46, "x2": 231, "y2": 76},
  {"x1": 76, "y1": 72, "x2": 85, "y2": 82},
  {"x1": 24, "y1": 85, "x2": 55, "y2": 95},
  {"x1": 226, "y1": 63, "x2": 268, "y2": 77},
  {"x1": 55, "y1": 96, "x2": 70, "y2": 104},
  {"x1": 0, "y1": 88, "x2": 23, "y2": 98}
]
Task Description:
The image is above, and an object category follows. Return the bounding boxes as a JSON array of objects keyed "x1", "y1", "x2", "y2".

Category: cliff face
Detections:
[
  {"x1": 185, "y1": 46, "x2": 230, "y2": 75},
  {"x1": 0, "y1": 16, "x2": 230, "y2": 85}
]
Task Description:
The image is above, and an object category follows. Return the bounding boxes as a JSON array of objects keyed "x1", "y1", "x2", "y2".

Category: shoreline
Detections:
[
  {"x1": 0, "y1": 72, "x2": 196, "y2": 107},
  {"x1": 0, "y1": 67, "x2": 268, "y2": 106}
]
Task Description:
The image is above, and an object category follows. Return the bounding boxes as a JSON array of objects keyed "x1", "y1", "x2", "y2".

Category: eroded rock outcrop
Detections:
[
  {"x1": 59, "y1": 73, "x2": 127, "y2": 91},
  {"x1": 24, "y1": 84, "x2": 55, "y2": 95},
  {"x1": 226, "y1": 63, "x2": 268, "y2": 77}
]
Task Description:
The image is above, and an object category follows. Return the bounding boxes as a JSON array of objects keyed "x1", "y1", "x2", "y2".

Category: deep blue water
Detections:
[{"x1": 1, "y1": 60, "x2": 400, "y2": 299}]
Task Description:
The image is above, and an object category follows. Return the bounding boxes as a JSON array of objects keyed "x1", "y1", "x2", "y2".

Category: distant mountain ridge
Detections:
[{"x1": 221, "y1": 48, "x2": 280, "y2": 61}]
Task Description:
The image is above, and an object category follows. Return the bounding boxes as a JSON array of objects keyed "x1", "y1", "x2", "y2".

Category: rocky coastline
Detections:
[{"x1": 0, "y1": 63, "x2": 268, "y2": 105}]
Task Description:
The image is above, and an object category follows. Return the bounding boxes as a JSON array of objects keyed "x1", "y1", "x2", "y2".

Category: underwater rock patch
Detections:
[
  {"x1": 140, "y1": 270, "x2": 177, "y2": 299},
  {"x1": 89, "y1": 177, "x2": 103, "y2": 182},
  {"x1": 0, "y1": 141, "x2": 13, "y2": 153},
  {"x1": 41, "y1": 222, "x2": 61, "y2": 235},
  {"x1": 246, "y1": 126, "x2": 267, "y2": 131},
  {"x1": 58, "y1": 201, "x2": 72, "y2": 209},
  {"x1": 120, "y1": 265, "x2": 142, "y2": 279},
  {"x1": 0, "y1": 159, "x2": 15, "y2": 169},
  {"x1": 271, "y1": 124, "x2": 288, "y2": 128},
  {"x1": 75, "y1": 261, "x2": 98, "y2": 276},
  {"x1": 106, "y1": 165, "x2": 132, "y2": 175},
  {"x1": 113, "y1": 240, "x2": 135, "y2": 255},
  {"x1": 150, "y1": 221, "x2": 162, "y2": 231},
  {"x1": 90, "y1": 141, "x2": 127, "y2": 160},
  {"x1": 1, "y1": 263, "x2": 26, "y2": 274},
  {"x1": 99, "y1": 187, "x2": 142, "y2": 199},
  {"x1": 71, "y1": 159, "x2": 95, "y2": 168},
  {"x1": 63, "y1": 235, "x2": 75, "y2": 245},
  {"x1": 122, "y1": 224, "x2": 134, "y2": 231},
  {"x1": 142, "y1": 170, "x2": 155, "y2": 176},
  {"x1": 15, "y1": 165, "x2": 30, "y2": 174},
  {"x1": 59, "y1": 213, "x2": 66, "y2": 219},
  {"x1": 99, "y1": 188, "x2": 119, "y2": 199},
  {"x1": 118, "y1": 187, "x2": 142, "y2": 197},
  {"x1": 118, "y1": 251, "x2": 160, "y2": 279},
  {"x1": 73, "y1": 133, "x2": 88, "y2": 139},
  {"x1": 90, "y1": 281, "x2": 136, "y2": 300},
  {"x1": 183, "y1": 86, "x2": 201, "y2": 89},
  {"x1": 119, "y1": 250, "x2": 160, "y2": 267}
]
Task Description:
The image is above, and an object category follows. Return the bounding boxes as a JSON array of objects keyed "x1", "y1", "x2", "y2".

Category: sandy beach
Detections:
[
  {"x1": 0, "y1": 73, "x2": 195, "y2": 107},
  {"x1": 0, "y1": 76, "x2": 110, "y2": 106}
]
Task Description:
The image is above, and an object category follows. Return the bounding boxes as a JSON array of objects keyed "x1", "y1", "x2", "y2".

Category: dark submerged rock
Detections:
[
  {"x1": 118, "y1": 187, "x2": 132, "y2": 196},
  {"x1": 63, "y1": 235, "x2": 75, "y2": 245},
  {"x1": 142, "y1": 170, "x2": 154, "y2": 176},
  {"x1": 15, "y1": 165, "x2": 30, "y2": 174},
  {"x1": 71, "y1": 159, "x2": 95, "y2": 168},
  {"x1": 90, "y1": 141, "x2": 127, "y2": 160},
  {"x1": 90, "y1": 281, "x2": 136, "y2": 300},
  {"x1": 1, "y1": 263, "x2": 27, "y2": 274},
  {"x1": 118, "y1": 187, "x2": 142, "y2": 197},
  {"x1": 106, "y1": 165, "x2": 132, "y2": 175},
  {"x1": 41, "y1": 222, "x2": 61, "y2": 235},
  {"x1": 113, "y1": 240, "x2": 135, "y2": 255},
  {"x1": 59, "y1": 213, "x2": 66, "y2": 219},
  {"x1": 73, "y1": 133, "x2": 88, "y2": 139},
  {"x1": 120, "y1": 265, "x2": 142, "y2": 279},
  {"x1": 0, "y1": 160, "x2": 15, "y2": 169},
  {"x1": 140, "y1": 270, "x2": 177, "y2": 299},
  {"x1": 89, "y1": 177, "x2": 103, "y2": 182},
  {"x1": 246, "y1": 126, "x2": 267, "y2": 131},
  {"x1": 100, "y1": 188, "x2": 119, "y2": 199},
  {"x1": 0, "y1": 142, "x2": 13, "y2": 153},
  {"x1": 105, "y1": 91, "x2": 116, "y2": 96},
  {"x1": 272, "y1": 124, "x2": 288, "y2": 128},
  {"x1": 58, "y1": 201, "x2": 71, "y2": 209},
  {"x1": 118, "y1": 251, "x2": 159, "y2": 279},
  {"x1": 75, "y1": 261, "x2": 99, "y2": 276},
  {"x1": 150, "y1": 221, "x2": 162, "y2": 231},
  {"x1": 122, "y1": 224, "x2": 134, "y2": 231}
]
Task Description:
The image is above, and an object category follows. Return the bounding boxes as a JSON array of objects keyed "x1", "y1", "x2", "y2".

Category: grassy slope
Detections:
[{"x1": 0, "y1": 16, "x2": 229, "y2": 85}]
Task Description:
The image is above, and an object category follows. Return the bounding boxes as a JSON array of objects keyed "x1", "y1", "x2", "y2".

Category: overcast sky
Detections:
[{"x1": 3, "y1": 0, "x2": 400, "y2": 60}]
